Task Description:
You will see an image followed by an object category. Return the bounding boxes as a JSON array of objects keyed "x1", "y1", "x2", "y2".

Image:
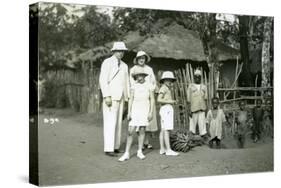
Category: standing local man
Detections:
[
  {"x1": 187, "y1": 69, "x2": 208, "y2": 138},
  {"x1": 99, "y1": 41, "x2": 130, "y2": 157}
]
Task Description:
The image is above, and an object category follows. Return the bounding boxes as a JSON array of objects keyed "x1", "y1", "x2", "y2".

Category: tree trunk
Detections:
[
  {"x1": 238, "y1": 16, "x2": 252, "y2": 87},
  {"x1": 204, "y1": 14, "x2": 218, "y2": 99},
  {"x1": 261, "y1": 17, "x2": 273, "y2": 96}
]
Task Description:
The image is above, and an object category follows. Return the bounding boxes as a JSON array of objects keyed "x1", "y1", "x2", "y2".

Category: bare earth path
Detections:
[{"x1": 38, "y1": 109, "x2": 273, "y2": 186}]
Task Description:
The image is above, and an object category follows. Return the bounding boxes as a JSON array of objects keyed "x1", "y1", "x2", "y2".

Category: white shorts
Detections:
[{"x1": 159, "y1": 104, "x2": 174, "y2": 130}]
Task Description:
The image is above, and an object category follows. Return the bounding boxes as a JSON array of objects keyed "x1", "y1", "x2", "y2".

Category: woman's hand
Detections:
[
  {"x1": 127, "y1": 112, "x2": 132, "y2": 121},
  {"x1": 148, "y1": 113, "x2": 153, "y2": 122}
]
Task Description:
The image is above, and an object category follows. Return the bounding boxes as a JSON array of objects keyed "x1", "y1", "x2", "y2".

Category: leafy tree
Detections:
[
  {"x1": 38, "y1": 3, "x2": 117, "y2": 72},
  {"x1": 38, "y1": 3, "x2": 76, "y2": 71},
  {"x1": 73, "y1": 6, "x2": 117, "y2": 48}
]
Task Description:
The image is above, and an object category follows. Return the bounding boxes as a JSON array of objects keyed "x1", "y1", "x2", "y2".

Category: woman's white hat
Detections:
[
  {"x1": 133, "y1": 51, "x2": 151, "y2": 64},
  {"x1": 111, "y1": 41, "x2": 128, "y2": 51},
  {"x1": 160, "y1": 71, "x2": 176, "y2": 81}
]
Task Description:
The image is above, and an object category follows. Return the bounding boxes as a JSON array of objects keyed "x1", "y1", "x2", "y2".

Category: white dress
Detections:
[
  {"x1": 129, "y1": 82, "x2": 152, "y2": 127},
  {"x1": 207, "y1": 109, "x2": 226, "y2": 140},
  {"x1": 130, "y1": 65, "x2": 158, "y2": 131}
]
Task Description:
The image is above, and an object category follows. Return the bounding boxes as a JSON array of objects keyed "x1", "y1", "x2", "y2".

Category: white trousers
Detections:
[
  {"x1": 189, "y1": 111, "x2": 207, "y2": 135},
  {"x1": 103, "y1": 98, "x2": 124, "y2": 152}
]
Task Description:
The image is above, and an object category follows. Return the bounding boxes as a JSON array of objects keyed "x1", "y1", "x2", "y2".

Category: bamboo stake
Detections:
[
  {"x1": 186, "y1": 63, "x2": 191, "y2": 83},
  {"x1": 175, "y1": 70, "x2": 182, "y2": 129},
  {"x1": 255, "y1": 74, "x2": 258, "y2": 105},
  {"x1": 181, "y1": 70, "x2": 186, "y2": 130},
  {"x1": 210, "y1": 64, "x2": 214, "y2": 99},
  {"x1": 225, "y1": 63, "x2": 244, "y2": 98},
  {"x1": 204, "y1": 70, "x2": 210, "y2": 109},
  {"x1": 200, "y1": 66, "x2": 204, "y2": 84},
  {"x1": 216, "y1": 71, "x2": 220, "y2": 98},
  {"x1": 233, "y1": 57, "x2": 239, "y2": 104},
  {"x1": 189, "y1": 64, "x2": 194, "y2": 83},
  {"x1": 182, "y1": 69, "x2": 187, "y2": 129},
  {"x1": 177, "y1": 69, "x2": 183, "y2": 130}
]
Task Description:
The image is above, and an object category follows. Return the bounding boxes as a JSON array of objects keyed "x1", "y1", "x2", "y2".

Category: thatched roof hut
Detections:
[
  {"x1": 214, "y1": 41, "x2": 240, "y2": 62},
  {"x1": 123, "y1": 23, "x2": 206, "y2": 62},
  {"x1": 216, "y1": 42, "x2": 240, "y2": 88},
  {"x1": 78, "y1": 46, "x2": 111, "y2": 62},
  {"x1": 64, "y1": 46, "x2": 111, "y2": 69}
]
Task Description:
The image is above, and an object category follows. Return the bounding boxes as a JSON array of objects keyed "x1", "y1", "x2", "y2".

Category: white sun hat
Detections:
[
  {"x1": 131, "y1": 66, "x2": 148, "y2": 80},
  {"x1": 194, "y1": 69, "x2": 202, "y2": 76},
  {"x1": 111, "y1": 41, "x2": 128, "y2": 51},
  {"x1": 133, "y1": 51, "x2": 151, "y2": 64},
  {"x1": 160, "y1": 71, "x2": 176, "y2": 81}
]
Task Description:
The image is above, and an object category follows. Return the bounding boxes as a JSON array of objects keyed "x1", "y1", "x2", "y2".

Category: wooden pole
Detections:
[
  {"x1": 174, "y1": 70, "x2": 181, "y2": 128},
  {"x1": 255, "y1": 74, "x2": 258, "y2": 105},
  {"x1": 186, "y1": 63, "x2": 191, "y2": 83},
  {"x1": 189, "y1": 64, "x2": 194, "y2": 83},
  {"x1": 204, "y1": 71, "x2": 210, "y2": 109},
  {"x1": 233, "y1": 57, "x2": 239, "y2": 104}
]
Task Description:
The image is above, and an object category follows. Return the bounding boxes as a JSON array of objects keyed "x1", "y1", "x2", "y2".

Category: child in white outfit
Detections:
[
  {"x1": 206, "y1": 97, "x2": 227, "y2": 148},
  {"x1": 119, "y1": 67, "x2": 155, "y2": 161},
  {"x1": 158, "y1": 71, "x2": 179, "y2": 156}
]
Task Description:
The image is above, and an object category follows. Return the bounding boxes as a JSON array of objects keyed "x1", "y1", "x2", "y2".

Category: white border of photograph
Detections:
[{"x1": 0, "y1": 0, "x2": 279, "y2": 188}]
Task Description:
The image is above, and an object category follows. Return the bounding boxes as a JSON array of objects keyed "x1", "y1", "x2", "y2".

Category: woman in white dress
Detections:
[
  {"x1": 129, "y1": 51, "x2": 158, "y2": 149},
  {"x1": 119, "y1": 67, "x2": 155, "y2": 161}
]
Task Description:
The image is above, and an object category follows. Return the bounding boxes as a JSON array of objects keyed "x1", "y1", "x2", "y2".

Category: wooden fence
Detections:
[
  {"x1": 170, "y1": 62, "x2": 273, "y2": 131},
  {"x1": 43, "y1": 63, "x2": 102, "y2": 113}
]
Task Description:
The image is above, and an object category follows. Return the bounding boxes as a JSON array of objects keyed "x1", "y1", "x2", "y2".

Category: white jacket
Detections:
[{"x1": 99, "y1": 55, "x2": 130, "y2": 101}]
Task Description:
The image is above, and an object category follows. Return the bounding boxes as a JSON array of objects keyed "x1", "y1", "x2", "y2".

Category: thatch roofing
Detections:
[
  {"x1": 64, "y1": 46, "x2": 110, "y2": 68},
  {"x1": 123, "y1": 23, "x2": 206, "y2": 62},
  {"x1": 64, "y1": 23, "x2": 242, "y2": 68}
]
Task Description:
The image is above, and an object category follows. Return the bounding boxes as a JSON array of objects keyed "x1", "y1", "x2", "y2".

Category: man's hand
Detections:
[
  {"x1": 148, "y1": 113, "x2": 153, "y2": 122},
  {"x1": 104, "y1": 96, "x2": 112, "y2": 107},
  {"x1": 187, "y1": 106, "x2": 192, "y2": 118}
]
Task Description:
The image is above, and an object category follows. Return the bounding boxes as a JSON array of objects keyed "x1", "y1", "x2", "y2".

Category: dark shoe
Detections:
[
  {"x1": 216, "y1": 140, "x2": 221, "y2": 149},
  {"x1": 147, "y1": 144, "x2": 153, "y2": 149},
  {"x1": 105, "y1": 152, "x2": 118, "y2": 157},
  {"x1": 208, "y1": 140, "x2": 213, "y2": 148},
  {"x1": 143, "y1": 144, "x2": 153, "y2": 150},
  {"x1": 114, "y1": 149, "x2": 125, "y2": 153}
]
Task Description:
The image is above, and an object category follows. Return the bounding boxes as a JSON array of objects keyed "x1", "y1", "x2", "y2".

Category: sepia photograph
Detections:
[{"x1": 29, "y1": 1, "x2": 274, "y2": 186}]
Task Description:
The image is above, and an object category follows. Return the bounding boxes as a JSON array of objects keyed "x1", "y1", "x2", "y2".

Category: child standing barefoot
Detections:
[
  {"x1": 263, "y1": 98, "x2": 273, "y2": 138},
  {"x1": 158, "y1": 71, "x2": 179, "y2": 156},
  {"x1": 119, "y1": 68, "x2": 154, "y2": 161},
  {"x1": 207, "y1": 97, "x2": 227, "y2": 149},
  {"x1": 252, "y1": 99, "x2": 264, "y2": 142},
  {"x1": 235, "y1": 101, "x2": 250, "y2": 148}
]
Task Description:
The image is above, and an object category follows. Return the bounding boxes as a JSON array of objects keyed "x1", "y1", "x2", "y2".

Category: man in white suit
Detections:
[{"x1": 99, "y1": 42, "x2": 130, "y2": 157}]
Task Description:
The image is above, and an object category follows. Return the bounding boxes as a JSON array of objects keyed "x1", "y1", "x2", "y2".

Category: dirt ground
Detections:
[{"x1": 38, "y1": 108, "x2": 273, "y2": 186}]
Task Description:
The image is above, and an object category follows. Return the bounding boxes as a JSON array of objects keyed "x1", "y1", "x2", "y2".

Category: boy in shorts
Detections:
[{"x1": 157, "y1": 71, "x2": 179, "y2": 156}]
